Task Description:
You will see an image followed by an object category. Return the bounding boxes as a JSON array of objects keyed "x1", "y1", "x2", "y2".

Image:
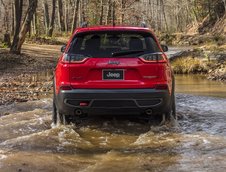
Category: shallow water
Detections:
[
  {"x1": 176, "y1": 74, "x2": 226, "y2": 98},
  {"x1": 0, "y1": 76, "x2": 226, "y2": 172},
  {"x1": 0, "y1": 74, "x2": 226, "y2": 171}
]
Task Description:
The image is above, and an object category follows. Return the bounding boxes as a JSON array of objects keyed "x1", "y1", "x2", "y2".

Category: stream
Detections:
[{"x1": 0, "y1": 47, "x2": 226, "y2": 172}]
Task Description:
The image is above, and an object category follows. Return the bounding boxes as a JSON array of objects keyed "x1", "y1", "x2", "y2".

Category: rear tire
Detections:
[
  {"x1": 165, "y1": 77, "x2": 177, "y2": 121},
  {"x1": 166, "y1": 93, "x2": 177, "y2": 120},
  {"x1": 53, "y1": 79, "x2": 70, "y2": 125},
  {"x1": 52, "y1": 99, "x2": 57, "y2": 124},
  {"x1": 171, "y1": 93, "x2": 177, "y2": 120},
  {"x1": 52, "y1": 99, "x2": 70, "y2": 125}
]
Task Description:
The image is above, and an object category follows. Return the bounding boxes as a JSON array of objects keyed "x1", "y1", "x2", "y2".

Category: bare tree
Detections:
[
  {"x1": 10, "y1": 0, "x2": 38, "y2": 54},
  {"x1": 0, "y1": 0, "x2": 11, "y2": 46},
  {"x1": 64, "y1": 0, "x2": 69, "y2": 32},
  {"x1": 43, "y1": 0, "x2": 50, "y2": 34},
  {"x1": 100, "y1": 0, "x2": 104, "y2": 25},
  {"x1": 72, "y1": 0, "x2": 80, "y2": 33},
  {"x1": 57, "y1": 0, "x2": 65, "y2": 32},
  {"x1": 48, "y1": 0, "x2": 56, "y2": 37},
  {"x1": 0, "y1": 0, "x2": 225, "y2": 46},
  {"x1": 223, "y1": 0, "x2": 226, "y2": 11},
  {"x1": 10, "y1": 0, "x2": 23, "y2": 54}
]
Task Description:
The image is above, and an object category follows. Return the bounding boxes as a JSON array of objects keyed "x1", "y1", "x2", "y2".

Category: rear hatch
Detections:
[{"x1": 65, "y1": 31, "x2": 167, "y2": 89}]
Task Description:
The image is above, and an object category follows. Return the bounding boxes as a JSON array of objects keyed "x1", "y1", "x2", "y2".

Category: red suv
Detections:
[{"x1": 53, "y1": 26, "x2": 176, "y2": 124}]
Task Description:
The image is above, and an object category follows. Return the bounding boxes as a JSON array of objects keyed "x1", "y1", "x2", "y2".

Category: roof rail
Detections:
[
  {"x1": 141, "y1": 22, "x2": 147, "y2": 28},
  {"x1": 81, "y1": 22, "x2": 88, "y2": 28}
]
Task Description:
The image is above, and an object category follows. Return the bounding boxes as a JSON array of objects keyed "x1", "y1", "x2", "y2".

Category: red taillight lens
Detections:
[
  {"x1": 62, "y1": 54, "x2": 88, "y2": 63},
  {"x1": 139, "y1": 53, "x2": 166, "y2": 63}
]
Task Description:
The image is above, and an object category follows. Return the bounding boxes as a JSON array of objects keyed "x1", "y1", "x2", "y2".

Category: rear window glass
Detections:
[{"x1": 68, "y1": 31, "x2": 161, "y2": 58}]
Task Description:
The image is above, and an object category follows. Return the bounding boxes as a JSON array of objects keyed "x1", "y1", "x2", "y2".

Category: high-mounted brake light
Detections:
[
  {"x1": 139, "y1": 53, "x2": 166, "y2": 63},
  {"x1": 62, "y1": 54, "x2": 88, "y2": 63}
]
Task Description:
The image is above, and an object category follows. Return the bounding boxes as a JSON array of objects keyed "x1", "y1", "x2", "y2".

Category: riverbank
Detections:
[
  {"x1": 168, "y1": 36, "x2": 226, "y2": 81},
  {"x1": 0, "y1": 44, "x2": 60, "y2": 106}
]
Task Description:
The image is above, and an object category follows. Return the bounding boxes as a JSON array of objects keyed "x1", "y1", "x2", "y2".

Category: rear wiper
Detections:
[{"x1": 112, "y1": 50, "x2": 144, "y2": 57}]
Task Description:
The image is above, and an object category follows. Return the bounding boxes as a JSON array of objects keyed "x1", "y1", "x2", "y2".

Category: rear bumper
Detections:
[{"x1": 55, "y1": 89, "x2": 171, "y2": 116}]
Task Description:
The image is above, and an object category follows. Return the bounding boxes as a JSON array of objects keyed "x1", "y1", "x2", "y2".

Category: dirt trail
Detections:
[{"x1": 22, "y1": 44, "x2": 61, "y2": 58}]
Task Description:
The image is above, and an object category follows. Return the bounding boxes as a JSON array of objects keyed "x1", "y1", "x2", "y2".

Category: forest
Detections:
[
  {"x1": 0, "y1": 1, "x2": 226, "y2": 171},
  {"x1": 0, "y1": 0, "x2": 225, "y2": 54}
]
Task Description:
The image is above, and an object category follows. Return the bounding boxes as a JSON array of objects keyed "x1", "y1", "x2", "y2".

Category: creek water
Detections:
[{"x1": 0, "y1": 74, "x2": 226, "y2": 172}]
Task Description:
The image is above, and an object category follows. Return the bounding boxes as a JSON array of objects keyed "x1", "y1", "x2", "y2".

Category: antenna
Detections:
[
  {"x1": 141, "y1": 21, "x2": 147, "y2": 28},
  {"x1": 81, "y1": 22, "x2": 88, "y2": 28}
]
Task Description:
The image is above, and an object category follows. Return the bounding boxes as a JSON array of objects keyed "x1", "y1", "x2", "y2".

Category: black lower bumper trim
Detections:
[{"x1": 55, "y1": 89, "x2": 171, "y2": 116}]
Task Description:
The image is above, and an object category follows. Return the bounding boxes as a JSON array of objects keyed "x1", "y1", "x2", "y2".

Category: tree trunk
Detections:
[
  {"x1": 11, "y1": 0, "x2": 38, "y2": 54},
  {"x1": 107, "y1": 0, "x2": 112, "y2": 25},
  {"x1": 43, "y1": 0, "x2": 50, "y2": 34},
  {"x1": 48, "y1": 0, "x2": 56, "y2": 37},
  {"x1": 99, "y1": 0, "x2": 104, "y2": 25},
  {"x1": 3, "y1": 33, "x2": 11, "y2": 47},
  {"x1": 112, "y1": 1, "x2": 116, "y2": 26},
  {"x1": 11, "y1": 1, "x2": 15, "y2": 35},
  {"x1": 64, "y1": 0, "x2": 69, "y2": 32},
  {"x1": 57, "y1": 0, "x2": 65, "y2": 32},
  {"x1": 121, "y1": 0, "x2": 126, "y2": 24},
  {"x1": 0, "y1": 0, "x2": 10, "y2": 33},
  {"x1": 223, "y1": 0, "x2": 226, "y2": 12},
  {"x1": 71, "y1": 0, "x2": 80, "y2": 33},
  {"x1": 10, "y1": 0, "x2": 23, "y2": 54},
  {"x1": 160, "y1": 0, "x2": 169, "y2": 32},
  {"x1": 32, "y1": 12, "x2": 38, "y2": 36},
  {"x1": 81, "y1": 0, "x2": 86, "y2": 23}
]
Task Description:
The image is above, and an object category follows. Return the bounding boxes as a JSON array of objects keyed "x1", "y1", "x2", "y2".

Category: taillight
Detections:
[
  {"x1": 62, "y1": 54, "x2": 88, "y2": 63},
  {"x1": 62, "y1": 54, "x2": 70, "y2": 62},
  {"x1": 139, "y1": 53, "x2": 166, "y2": 63}
]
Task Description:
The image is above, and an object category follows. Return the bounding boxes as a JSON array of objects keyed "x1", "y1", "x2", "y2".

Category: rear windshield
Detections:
[{"x1": 68, "y1": 31, "x2": 161, "y2": 58}]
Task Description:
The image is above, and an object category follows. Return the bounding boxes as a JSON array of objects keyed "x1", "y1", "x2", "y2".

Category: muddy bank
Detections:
[
  {"x1": 162, "y1": 33, "x2": 226, "y2": 81},
  {"x1": 0, "y1": 44, "x2": 61, "y2": 105},
  {"x1": 170, "y1": 46, "x2": 226, "y2": 81}
]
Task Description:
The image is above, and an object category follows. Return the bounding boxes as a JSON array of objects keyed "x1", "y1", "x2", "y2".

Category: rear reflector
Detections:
[{"x1": 80, "y1": 102, "x2": 89, "y2": 106}]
